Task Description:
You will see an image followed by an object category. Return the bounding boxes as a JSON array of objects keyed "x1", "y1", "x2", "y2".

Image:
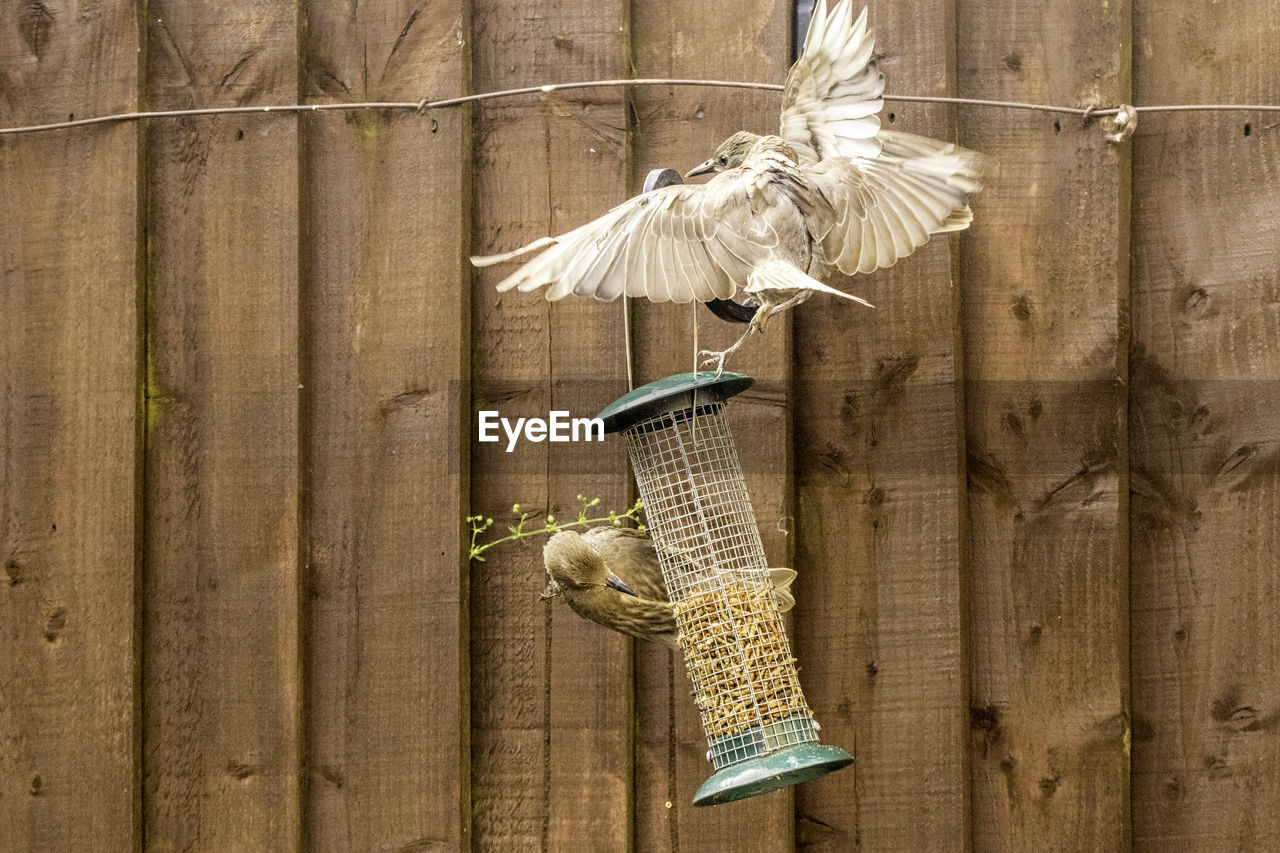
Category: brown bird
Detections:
[
  {"x1": 472, "y1": 0, "x2": 986, "y2": 373},
  {"x1": 542, "y1": 527, "x2": 797, "y2": 648}
]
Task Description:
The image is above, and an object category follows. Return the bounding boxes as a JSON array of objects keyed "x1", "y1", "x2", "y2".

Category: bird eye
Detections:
[{"x1": 718, "y1": 155, "x2": 728, "y2": 165}]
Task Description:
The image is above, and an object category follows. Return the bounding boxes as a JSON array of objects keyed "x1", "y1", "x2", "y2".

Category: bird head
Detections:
[
  {"x1": 686, "y1": 131, "x2": 763, "y2": 177},
  {"x1": 543, "y1": 531, "x2": 637, "y2": 596}
]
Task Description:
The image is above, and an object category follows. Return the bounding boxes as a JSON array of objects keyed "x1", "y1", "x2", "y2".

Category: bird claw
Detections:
[{"x1": 698, "y1": 349, "x2": 728, "y2": 378}]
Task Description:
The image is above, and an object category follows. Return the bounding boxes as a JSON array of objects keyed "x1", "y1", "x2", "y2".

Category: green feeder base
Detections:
[{"x1": 692, "y1": 743, "x2": 853, "y2": 807}]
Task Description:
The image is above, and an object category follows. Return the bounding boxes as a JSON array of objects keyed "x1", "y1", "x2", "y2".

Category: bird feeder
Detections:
[{"x1": 598, "y1": 372, "x2": 852, "y2": 806}]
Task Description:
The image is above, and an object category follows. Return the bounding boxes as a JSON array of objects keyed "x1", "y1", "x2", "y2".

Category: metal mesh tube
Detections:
[{"x1": 624, "y1": 404, "x2": 814, "y2": 760}]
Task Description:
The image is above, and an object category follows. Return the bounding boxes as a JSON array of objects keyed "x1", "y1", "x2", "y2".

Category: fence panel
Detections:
[
  {"x1": 469, "y1": 0, "x2": 633, "y2": 848},
  {"x1": 0, "y1": 4, "x2": 142, "y2": 850},
  {"x1": 301, "y1": 1, "x2": 472, "y2": 850},
  {"x1": 142, "y1": 3, "x2": 303, "y2": 849},
  {"x1": 957, "y1": 0, "x2": 1132, "y2": 849},
  {"x1": 7, "y1": 1, "x2": 1280, "y2": 850},
  {"x1": 1130, "y1": 3, "x2": 1280, "y2": 849},
  {"x1": 790, "y1": 1, "x2": 971, "y2": 849}
]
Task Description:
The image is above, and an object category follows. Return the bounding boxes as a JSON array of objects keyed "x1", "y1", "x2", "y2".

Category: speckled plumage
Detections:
[{"x1": 541, "y1": 527, "x2": 796, "y2": 648}]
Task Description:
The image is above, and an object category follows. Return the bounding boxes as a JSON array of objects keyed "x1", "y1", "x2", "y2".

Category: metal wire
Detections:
[
  {"x1": 624, "y1": 402, "x2": 814, "y2": 765},
  {"x1": 3, "y1": 77, "x2": 1279, "y2": 136}
]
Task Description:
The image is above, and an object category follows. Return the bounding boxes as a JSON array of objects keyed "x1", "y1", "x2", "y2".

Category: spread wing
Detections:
[
  {"x1": 471, "y1": 171, "x2": 781, "y2": 303},
  {"x1": 781, "y1": 0, "x2": 884, "y2": 166},
  {"x1": 781, "y1": 0, "x2": 988, "y2": 273},
  {"x1": 805, "y1": 130, "x2": 986, "y2": 275}
]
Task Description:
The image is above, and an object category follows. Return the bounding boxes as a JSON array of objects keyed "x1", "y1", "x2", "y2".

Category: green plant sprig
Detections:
[{"x1": 467, "y1": 495, "x2": 644, "y2": 561}]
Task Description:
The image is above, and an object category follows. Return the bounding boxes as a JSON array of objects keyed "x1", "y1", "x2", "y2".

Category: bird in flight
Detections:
[
  {"x1": 542, "y1": 526, "x2": 796, "y2": 648},
  {"x1": 472, "y1": 0, "x2": 986, "y2": 373}
]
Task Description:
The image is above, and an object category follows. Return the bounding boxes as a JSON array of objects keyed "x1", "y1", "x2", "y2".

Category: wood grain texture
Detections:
[
  {"x1": 8, "y1": 3, "x2": 1280, "y2": 849},
  {"x1": 143, "y1": 3, "x2": 302, "y2": 849},
  {"x1": 1130, "y1": 6, "x2": 1280, "y2": 850},
  {"x1": 630, "y1": 0, "x2": 795, "y2": 847},
  {"x1": 470, "y1": 0, "x2": 632, "y2": 849},
  {"x1": 957, "y1": 0, "x2": 1131, "y2": 849},
  {"x1": 791, "y1": 3, "x2": 969, "y2": 849},
  {"x1": 0, "y1": 3, "x2": 141, "y2": 850},
  {"x1": 301, "y1": 1, "x2": 471, "y2": 850}
]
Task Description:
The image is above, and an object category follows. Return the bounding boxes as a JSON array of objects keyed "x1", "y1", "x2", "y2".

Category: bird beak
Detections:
[
  {"x1": 605, "y1": 573, "x2": 637, "y2": 596},
  {"x1": 685, "y1": 159, "x2": 717, "y2": 178}
]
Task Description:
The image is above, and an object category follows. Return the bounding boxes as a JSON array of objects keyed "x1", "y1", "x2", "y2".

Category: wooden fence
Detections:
[{"x1": 2, "y1": 0, "x2": 1278, "y2": 850}]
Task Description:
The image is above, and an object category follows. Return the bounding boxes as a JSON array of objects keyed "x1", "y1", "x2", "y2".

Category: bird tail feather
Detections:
[
  {"x1": 769, "y1": 567, "x2": 798, "y2": 612},
  {"x1": 746, "y1": 258, "x2": 874, "y2": 308}
]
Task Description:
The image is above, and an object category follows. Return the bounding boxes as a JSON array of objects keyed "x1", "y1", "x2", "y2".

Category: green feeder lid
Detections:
[
  {"x1": 597, "y1": 371, "x2": 754, "y2": 434},
  {"x1": 693, "y1": 743, "x2": 854, "y2": 807}
]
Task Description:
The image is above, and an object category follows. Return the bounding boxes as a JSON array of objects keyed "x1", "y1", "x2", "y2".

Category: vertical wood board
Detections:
[
  {"x1": 791, "y1": 2, "x2": 969, "y2": 849},
  {"x1": 301, "y1": 0, "x2": 471, "y2": 850},
  {"x1": 957, "y1": 0, "x2": 1132, "y2": 849},
  {"x1": 469, "y1": 0, "x2": 632, "y2": 848},
  {"x1": 0, "y1": 3, "x2": 142, "y2": 849},
  {"x1": 1130, "y1": 5, "x2": 1280, "y2": 850},
  {"x1": 143, "y1": 3, "x2": 303, "y2": 849}
]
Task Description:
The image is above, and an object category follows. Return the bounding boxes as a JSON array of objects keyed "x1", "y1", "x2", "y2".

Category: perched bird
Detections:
[
  {"x1": 542, "y1": 526, "x2": 797, "y2": 648},
  {"x1": 472, "y1": 0, "x2": 986, "y2": 372}
]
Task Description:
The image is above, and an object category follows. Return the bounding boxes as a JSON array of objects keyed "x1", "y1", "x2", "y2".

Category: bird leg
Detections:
[
  {"x1": 698, "y1": 339, "x2": 744, "y2": 377},
  {"x1": 698, "y1": 316, "x2": 764, "y2": 377},
  {"x1": 769, "y1": 293, "x2": 809, "y2": 315},
  {"x1": 698, "y1": 297, "x2": 796, "y2": 376}
]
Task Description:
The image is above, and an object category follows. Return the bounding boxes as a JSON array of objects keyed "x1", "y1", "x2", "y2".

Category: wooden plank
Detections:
[
  {"x1": 301, "y1": 2, "x2": 470, "y2": 850},
  {"x1": 956, "y1": 1, "x2": 1131, "y2": 849},
  {"x1": 629, "y1": 0, "x2": 794, "y2": 847},
  {"x1": 0, "y1": 5, "x2": 141, "y2": 850},
  {"x1": 1130, "y1": 5, "x2": 1280, "y2": 849},
  {"x1": 790, "y1": 3, "x2": 969, "y2": 849},
  {"x1": 469, "y1": 0, "x2": 632, "y2": 848},
  {"x1": 142, "y1": 4, "x2": 302, "y2": 849}
]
